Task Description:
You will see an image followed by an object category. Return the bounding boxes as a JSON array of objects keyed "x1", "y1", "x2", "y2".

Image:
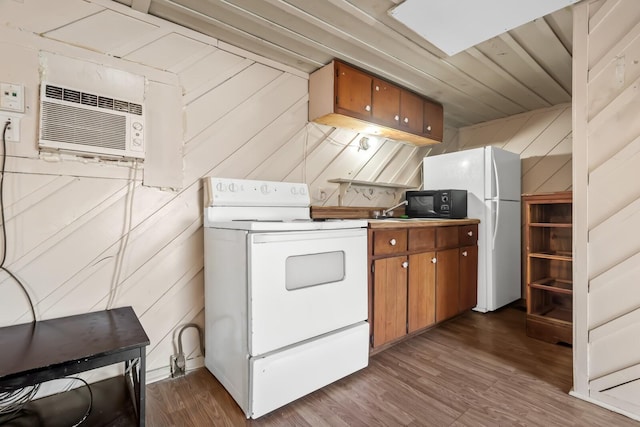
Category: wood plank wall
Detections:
[
  {"x1": 573, "y1": 0, "x2": 640, "y2": 420},
  {"x1": 0, "y1": 0, "x2": 575, "y2": 396}
]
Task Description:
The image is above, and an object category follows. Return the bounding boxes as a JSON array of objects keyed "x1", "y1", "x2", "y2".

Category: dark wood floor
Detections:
[{"x1": 146, "y1": 307, "x2": 639, "y2": 426}]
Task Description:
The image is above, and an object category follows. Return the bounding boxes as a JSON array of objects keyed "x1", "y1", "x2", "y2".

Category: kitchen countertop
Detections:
[{"x1": 368, "y1": 218, "x2": 480, "y2": 229}]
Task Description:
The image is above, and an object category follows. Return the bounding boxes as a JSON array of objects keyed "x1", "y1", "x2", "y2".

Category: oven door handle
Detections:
[{"x1": 251, "y1": 228, "x2": 365, "y2": 243}]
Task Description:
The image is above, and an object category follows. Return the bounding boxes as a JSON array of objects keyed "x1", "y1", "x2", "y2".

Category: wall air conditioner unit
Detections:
[{"x1": 39, "y1": 83, "x2": 145, "y2": 160}]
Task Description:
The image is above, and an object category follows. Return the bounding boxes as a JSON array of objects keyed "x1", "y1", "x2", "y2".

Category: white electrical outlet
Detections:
[
  {"x1": 0, "y1": 114, "x2": 21, "y2": 142},
  {"x1": 0, "y1": 82, "x2": 25, "y2": 113},
  {"x1": 314, "y1": 187, "x2": 328, "y2": 201}
]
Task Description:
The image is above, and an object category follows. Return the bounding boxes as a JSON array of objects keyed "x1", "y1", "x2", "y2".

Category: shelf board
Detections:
[
  {"x1": 528, "y1": 307, "x2": 572, "y2": 324},
  {"x1": 529, "y1": 222, "x2": 572, "y2": 228},
  {"x1": 0, "y1": 376, "x2": 136, "y2": 426},
  {"x1": 529, "y1": 278, "x2": 572, "y2": 294},
  {"x1": 529, "y1": 251, "x2": 572, "y2": 261},
  {"x1": 327, "y1": 178, "x2": 417, "y2": 206},
  {"x1": 327, "y1": 178, "x2": 416, "y2": 189}
]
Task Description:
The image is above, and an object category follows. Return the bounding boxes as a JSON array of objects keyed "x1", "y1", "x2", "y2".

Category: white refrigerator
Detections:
[{"x1": 423, "y1": 146, "x2": 521, "y2": 312}]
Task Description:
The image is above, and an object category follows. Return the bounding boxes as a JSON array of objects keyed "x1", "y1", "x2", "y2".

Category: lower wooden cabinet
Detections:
[
  {"x1": 459, "y1": 244, "x2": 478, "y2": 312},
  {"x1": 435, "y1": 248, "x2": 460, "y2": 323},
  {"x1": 407, "y1": 252, "x2": 436, "y2": 333},
  {"x1": 369, "y1": 222, "x2": 479, "y2": 350},
  {"x1": 372, "y1": 256, "x2": 408, "y2": 346}
]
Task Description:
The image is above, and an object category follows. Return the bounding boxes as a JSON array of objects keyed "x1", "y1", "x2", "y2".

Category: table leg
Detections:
[{"x1": 138, "y1": 350, "x2": 146, "y2": 426}]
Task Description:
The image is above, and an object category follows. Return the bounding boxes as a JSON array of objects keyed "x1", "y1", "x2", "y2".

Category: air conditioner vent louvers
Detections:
[
  {"x1": 63, "y1": 89, "x2": 81, "y2": 103},
  {"x1": 114, "y1": 100, "x2": 129, "y2": 112},
  {"x1": 39, "y1": 82, "x2": 145, "y2": 160},
  {"x1": 98, "y1": 96, "x2": 114, "y2": 110},
  {"x1": 45, "y1": 85, "x2": 63, "y2": 100},
  {"x1": 41, "y1": 102, "x2": 126, "y2": 150},
  {"x1": 129, "y1": 103, "x2": 142, "y2": 115},
  {"x1": 81, "y1": 92, "x2": 97, "y2": 107}
]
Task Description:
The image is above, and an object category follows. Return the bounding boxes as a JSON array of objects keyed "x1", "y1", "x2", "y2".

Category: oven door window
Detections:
[{"x1": 285, "y1": 251, "x2": 345, "y2": 290}]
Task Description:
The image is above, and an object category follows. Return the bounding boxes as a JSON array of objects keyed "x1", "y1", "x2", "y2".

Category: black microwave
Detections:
[{"x1": 405, "y1": 190, "x2": 468, "y2": 219}]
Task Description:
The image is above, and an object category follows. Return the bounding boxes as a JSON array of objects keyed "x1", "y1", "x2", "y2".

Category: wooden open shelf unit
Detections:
[{"x1": 523, "y1": 191, "x2": 573, "y2": 345}]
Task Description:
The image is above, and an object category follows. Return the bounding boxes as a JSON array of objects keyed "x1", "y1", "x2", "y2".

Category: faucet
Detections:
[{"x1": 377, "y1": 200, "x2": 408, "y2": 218}]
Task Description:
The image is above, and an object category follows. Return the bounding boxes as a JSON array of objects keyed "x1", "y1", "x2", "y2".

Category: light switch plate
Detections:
[{"x1": 1, "y1": 82, "x2": 25, "y2": 113}]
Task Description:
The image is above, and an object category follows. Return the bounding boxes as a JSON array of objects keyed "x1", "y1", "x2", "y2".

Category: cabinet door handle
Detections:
[
  {"x1": 426, "y1": 125, "x2": 432, "y2": 132},
  {"x1": 389, "y1": 238, "x2": 397, "y2": 246},
  {"x1": 467, "y1": 231, "x2": 473, "y2": 236},
  {"x1": 431, "y1": 257, "x2": 437, "y2": 264},
  {"x1": 401, "y1": 261, "x2": 408, "y2": 269},
  {"x1": 375, "y1": 85, "x2": 380, "y2": 91},
  {"x1": 365, "y1": 105, "x2": 371, "y2": 112},
  {"x1": 394, "y1": 115, "x2": 399, "y2": 121},
  {"x1": 462, "y1": 251, "x2": 468, "y2": 257},
  {"x1": 403, "y1": 117, "x2": 409, "y2": 123}
]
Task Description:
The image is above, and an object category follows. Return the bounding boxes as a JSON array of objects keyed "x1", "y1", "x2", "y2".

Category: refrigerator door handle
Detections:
[
  {"x1": 492, "y1": 200, "x2": 499, "y2": 250},
  {"x1": 492, "y1": 151, "x2": 500, "y2": 200}
]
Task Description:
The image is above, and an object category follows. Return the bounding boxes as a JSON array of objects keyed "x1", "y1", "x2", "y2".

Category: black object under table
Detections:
[{"x1": 0, "y1": 306, "x2": 149, "y2": 426}]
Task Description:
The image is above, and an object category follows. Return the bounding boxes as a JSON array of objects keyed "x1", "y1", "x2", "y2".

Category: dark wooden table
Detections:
[{"x1": 0, "y1": 306, "x2": 149, "y2": 426}]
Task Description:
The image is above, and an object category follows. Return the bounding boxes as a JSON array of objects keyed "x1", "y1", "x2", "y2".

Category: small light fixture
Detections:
[{"x1": 358, "y1": 136, "x2": 370, "y2": 151}]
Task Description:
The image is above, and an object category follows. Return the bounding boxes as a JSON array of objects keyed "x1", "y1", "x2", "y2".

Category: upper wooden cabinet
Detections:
[
  {"x1": 334, "y1": 61, "x2": 373, "y2": 121},
  {"x1": 371, "y1": 78, "x2": 400, "y2": 127},
  {"x1": 423, "y1": 100, "x2": 444, "y2": 142},
  {"x1": 309, "y1": 59, "x2": 443, "y2": 146}
]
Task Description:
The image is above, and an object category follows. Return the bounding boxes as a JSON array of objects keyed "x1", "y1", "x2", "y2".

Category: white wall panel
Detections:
[
  {"x1": 590, "y1": 309, "x2": 640, "y2": 380},
  {"x1": 143, "y1": 80, "x2": 184, "y2": 189},
  {"x1": 212, "y1": 97, "x2": 309, "y2": 180},
  {"x1": 588, "y1": 134, "x2": 640, "y2": 228},
  {"x1": 179, "y1": 49, "x2": 252, "y2": 104},
  {"x1": 183, "y1": 73, "x2": 308, "y2": 183},
  {"x1": 183, "y1": 64, "x2": 282, "y2": 143},
  {"x1": 590, "y1": 251, "x2": 640, "y2": 330},
  {"x1": 0, "y1": 0, "x2": 102, "y2": 34},
  {"x1": 43, "y1": 9, "x2": 159, "y2": 54},
  {"x1": 573, "y1": 0, "x2": 640, "y2": 419},
  {"x1": 124, "y1": 32, "x2": 212, "y2": 71}
]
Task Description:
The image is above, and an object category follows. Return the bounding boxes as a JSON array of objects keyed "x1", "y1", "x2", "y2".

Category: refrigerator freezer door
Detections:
[
  {"x1": 484, "y1": 199, "x2": 521, "y2": 311},
  {"x1": 423, "y1": 148, "x2": 486, "y2": 199},
  {"x1": 485, "y1": 147, "x2": 521, "y2": 201}
]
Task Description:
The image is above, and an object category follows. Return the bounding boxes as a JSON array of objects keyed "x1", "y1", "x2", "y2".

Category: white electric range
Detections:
[{"x1": 202, "y1": 177, "x2": 369, "y2": 419}]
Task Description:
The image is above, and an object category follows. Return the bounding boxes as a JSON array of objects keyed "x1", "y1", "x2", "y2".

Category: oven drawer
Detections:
[
  {"x1": 372, "y1": 229, "x2": 408, "y2": 255},
  {"x1": 250, "y1": 321, "x2": 369, "y2": 418}
]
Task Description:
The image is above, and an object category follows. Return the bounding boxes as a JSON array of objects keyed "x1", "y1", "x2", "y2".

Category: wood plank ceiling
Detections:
[{"x1": 114, "y1": 0, "x2": 573, "y2": 129}]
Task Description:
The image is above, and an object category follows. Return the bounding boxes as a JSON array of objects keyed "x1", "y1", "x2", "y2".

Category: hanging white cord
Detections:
[{"x1": 107, "y1": 160, "x2": 139, "y2": 309}]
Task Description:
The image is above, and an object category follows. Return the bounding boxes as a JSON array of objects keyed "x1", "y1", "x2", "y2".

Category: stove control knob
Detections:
[
  {"x1": 229, "y1": 183, "x2": 238, "y2": 192},
  {"x1": 299, "y1": 186, "x2": 307, "y2": 195},
  {"x1": 216, "y1": 182, "x2": 226, "y2": 192},
  {"x1": 261, "y1": 184, "x2": 270, "y2": 194}
]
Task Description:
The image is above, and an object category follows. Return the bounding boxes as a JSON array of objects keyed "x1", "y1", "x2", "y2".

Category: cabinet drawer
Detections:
[
  {"x1": 459, "y1": 224, "x2": 478, "y2": 246},
  {"x1": 436, "y1": 226, "x2": 459, "y2": 248},
  {"x1": 408, "y1": 228, "x2": 436, "y2": 252},
  {"x1": 372, "y1": 230, "x2": 407, "y2": 255}
]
